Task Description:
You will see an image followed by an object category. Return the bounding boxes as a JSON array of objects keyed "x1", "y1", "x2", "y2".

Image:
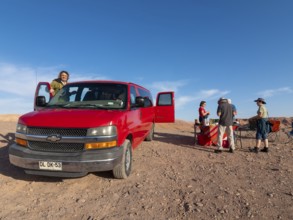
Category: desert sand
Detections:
[{"x1": 0, "y1": 114, "x2": 292, "y2": 219}]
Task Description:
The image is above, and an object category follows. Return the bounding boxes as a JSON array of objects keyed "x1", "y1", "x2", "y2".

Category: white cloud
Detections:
[
  {"x1": 148, "y1": 79, "x2": 230, "y2": 110},
  {"x1": 174, "y1": 89, "x2": 230, "y2": 109},
  {"x1": 176, "y1": 95, "x2": 194, "y2": 108},
  {"x1": 0, "y1": 97, "x2": 33, "y2": 114},
  {"x1": 258, "y1": 87, "x2": 293, "y2": 98},
  {"x1": 196, "y1": 89, "x2": 230, "y2": 100},
  {"x1": 149, "y1": 80, "x2": 187, "y2": 93},
  {"x1": 0, "y1": 63, "x2": 109, "y2": 98},
  {"x1": 0, "y1": 62, "x2": 110, "y2": 114},
  {"x1": 0, "y1": 63, "x2": 61, "y2": 97}
]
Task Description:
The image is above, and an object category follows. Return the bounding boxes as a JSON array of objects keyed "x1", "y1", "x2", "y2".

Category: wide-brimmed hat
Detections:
[{"x1": 254, "y1": 98, "x2": 266, "y2": 104}]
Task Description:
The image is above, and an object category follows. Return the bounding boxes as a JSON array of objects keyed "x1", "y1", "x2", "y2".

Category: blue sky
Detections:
[{"x1": 0, "y1": 0, "x2": 292, "y2": 122}]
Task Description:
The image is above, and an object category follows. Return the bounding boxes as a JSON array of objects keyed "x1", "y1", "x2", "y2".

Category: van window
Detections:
[
  {"x1": 157, "y1": 93, "x2": 172, "y2": 106},
  {"x1": 137, "y1": 88, "x2": 153, "y2": 101},
  {"x1": 48, "y1": 83, "x2": 127, "y2": 109},
  {"x1": 68, "y1": 86, "x2": 78, "y2": 101},
  {"x1": 144, "y1": 97, "x2": 152, "y2": 107},
  {"x1": 37, "y1": 84, "x2": 51, "y2": 102},
  {"x1": 130, "y1": 86, "x2": 137, "y2": 105}
]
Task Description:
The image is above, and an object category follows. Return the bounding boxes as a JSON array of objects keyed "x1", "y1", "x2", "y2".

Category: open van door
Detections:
[
  {"x1": 34, "y1": 82, "x2": 52, "y2": 111},
  {"x1": 154, "y1": 91, "x2": 175, "y2": 123}
]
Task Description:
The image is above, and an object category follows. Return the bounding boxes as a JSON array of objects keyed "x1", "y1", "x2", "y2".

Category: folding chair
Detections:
[
  {"x1": 284, "y1": 122, "x2": 293, "y2": 144},
  {"x1": 267, "y1": 119, "x2": 281, "y2": 142}
]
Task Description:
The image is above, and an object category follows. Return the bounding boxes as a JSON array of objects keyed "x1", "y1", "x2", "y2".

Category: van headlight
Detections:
[
  {"x1": 16, "y1": 124, "x2": 27, "y2": 134},
  {"x1": 87, "y1": 126, "x2": 117, "y2": 136},
  {"x1": 85, "y1": 126, "x2": 117, "y2": 149}
]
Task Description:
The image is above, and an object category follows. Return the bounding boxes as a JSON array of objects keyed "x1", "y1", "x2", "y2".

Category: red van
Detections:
[{"x1": 9, "y1": 81, "x2": 175, "y2": 179}]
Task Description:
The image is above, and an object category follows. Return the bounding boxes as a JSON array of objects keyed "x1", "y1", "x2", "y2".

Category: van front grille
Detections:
[
  {"x1": 27, "y1": 127, "x2": 87, "y2": 137},
  {"x1": 28, "y1": 141, "x2": 84, "y2": 153}
]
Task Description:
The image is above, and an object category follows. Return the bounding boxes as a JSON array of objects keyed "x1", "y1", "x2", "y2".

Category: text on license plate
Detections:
[{"x1": 39, "y1": 161, "x2": 62, "y2": 171}]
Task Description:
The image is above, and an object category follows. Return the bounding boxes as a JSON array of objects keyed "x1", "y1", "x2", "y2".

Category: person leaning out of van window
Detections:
[{"x1": 50, "y1": 70, "x2": 69, "y2": 96}]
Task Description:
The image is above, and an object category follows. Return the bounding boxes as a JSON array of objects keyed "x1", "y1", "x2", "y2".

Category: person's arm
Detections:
[
  {"x1": 233, "y1": 105, "x2": 237, "y2": 116},
  {"x1": 50, "y1": 80, "x2": 59, "y2": 96},
  {"x1": 258, "y1": 106, "x2": 265, "y2": 118},
  {"x1": 205, "y1": 110, "x2": 210, "y2": 116},
  {"x1": 257, "y1": 111, "x2": 263, "y2": 118},
  {"x1": 217, "y1": 105, "x2": 221, "y2": 117},
  {"x1": 200, "y1": 109, "x2": 209, "y2": 117}
]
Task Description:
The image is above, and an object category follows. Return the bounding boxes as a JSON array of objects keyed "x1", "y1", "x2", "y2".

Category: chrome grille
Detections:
[
  {"x1": 28, "y1": 141, "x2": 84, "y2": 153},
  {"x1": 27, "y1": 127, "x2": 87, "y2": 136}
]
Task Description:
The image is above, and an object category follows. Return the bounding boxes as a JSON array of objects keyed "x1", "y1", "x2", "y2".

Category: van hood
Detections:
[{"x1": 18, "y1": 109, "x2": 124, "y2": 128}]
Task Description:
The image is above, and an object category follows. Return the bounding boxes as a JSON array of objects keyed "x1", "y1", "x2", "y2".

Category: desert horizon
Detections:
[{"x1": 2, "y1": 114, "x2": 292, "y2": 125}]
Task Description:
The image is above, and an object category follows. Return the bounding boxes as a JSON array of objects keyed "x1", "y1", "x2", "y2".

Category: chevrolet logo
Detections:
[{"x1": 46, "y1": 135, "x2": 62, "y2": 142}]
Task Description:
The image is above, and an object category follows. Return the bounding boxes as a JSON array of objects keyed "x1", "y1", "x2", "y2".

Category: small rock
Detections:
[
  {"x1": 267, "y1": 193, "x2": 274, "y2": 197},
  {"x1": 195, "y1": 202, "x2": 204, "y2": 207},
  {"x1": 136, "y1": 183, "x2": 143, "y2": 188},
  {"x1": 219, "y1": 210, "x2": 225, "y2": 214},
  {"x1": 183, "y1": 202, "x2": 191, "y2": 212}
]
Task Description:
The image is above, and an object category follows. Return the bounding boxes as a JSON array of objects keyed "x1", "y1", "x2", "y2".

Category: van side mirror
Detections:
[
  {"x1": 36, "y1": 96, "x2": 47, "y2": 107},
  {"x1": 135, "y1": 96, "x2": 145, "y2": 107}
]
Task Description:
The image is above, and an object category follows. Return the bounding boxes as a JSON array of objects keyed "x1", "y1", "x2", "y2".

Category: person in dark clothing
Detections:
[{"x1": 215, "y1": 98, "x2": 235, "y2": 153}]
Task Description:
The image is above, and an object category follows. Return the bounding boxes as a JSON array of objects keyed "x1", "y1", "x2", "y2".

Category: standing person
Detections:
[
  {"x1": 198, "y1": 101, "x2": 210, "y2": 126},
  {"x1": 50, "y1": 70, "x2": 70, "y2": 96},
  {"x1": 249, "y1": 98, "x2": 269, "y2": 153},
  {"x1": 215, "y1": 98, "x2": 235, "y2": 153}
]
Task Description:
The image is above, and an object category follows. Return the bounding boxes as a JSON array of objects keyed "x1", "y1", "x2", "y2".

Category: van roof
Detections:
[{"x1": 67, "y1": 80, "x2": 150, "y2": 91}]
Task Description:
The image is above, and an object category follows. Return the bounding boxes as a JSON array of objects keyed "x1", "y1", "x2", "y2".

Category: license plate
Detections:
[{"x1": 39, "y1": 161, "x2": 62, "y2": 171}]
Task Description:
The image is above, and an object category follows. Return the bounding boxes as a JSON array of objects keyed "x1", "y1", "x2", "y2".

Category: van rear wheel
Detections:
[{"x1": 113, "y1": 139, "x2": 132, "y2": 179}]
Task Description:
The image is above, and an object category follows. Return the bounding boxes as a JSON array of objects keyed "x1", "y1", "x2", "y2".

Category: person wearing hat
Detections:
[{"x1": 249, "y1": 98, "x2": 269, "y2": 153}]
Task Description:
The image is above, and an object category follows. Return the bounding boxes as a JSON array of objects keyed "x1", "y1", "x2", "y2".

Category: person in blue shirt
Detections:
[{"x1": 227, "y1": 99, "x2": 237, "y2": 120}]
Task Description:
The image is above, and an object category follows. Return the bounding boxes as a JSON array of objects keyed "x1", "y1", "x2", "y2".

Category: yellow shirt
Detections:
[
  {"x1": 50, "y1": 79, "x2": 65, "y2": 96},
  {"x1": 258, "y1": 105, "x2": 268, "y2": 118}
]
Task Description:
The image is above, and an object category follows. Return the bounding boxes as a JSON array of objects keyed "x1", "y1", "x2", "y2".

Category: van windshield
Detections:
[{"x1": 47, "y1": 83, "x2": 127, "y2": 110}]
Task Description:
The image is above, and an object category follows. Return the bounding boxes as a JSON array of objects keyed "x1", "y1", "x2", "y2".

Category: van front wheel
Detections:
[
  {"x1": 145, "y1": 123, "x2": 154, "y2": 141},
  {"x1": 113, "y1": 139, "x2": 132, "y2": 179}
]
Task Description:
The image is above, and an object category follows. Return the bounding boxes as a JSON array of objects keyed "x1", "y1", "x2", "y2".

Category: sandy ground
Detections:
[{"x1": 0, "y1": 115, "x2": 292, "y2": 220}]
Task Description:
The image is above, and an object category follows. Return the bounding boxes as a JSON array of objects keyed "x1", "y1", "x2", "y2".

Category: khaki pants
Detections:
[{"x1": 217, "y1": 125, "x2": 235, "y2": 150}]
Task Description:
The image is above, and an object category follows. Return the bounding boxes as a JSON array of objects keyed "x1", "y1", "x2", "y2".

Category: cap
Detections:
[{"x1": 218, "y1": 97, "x2": 227, "y2": 103}]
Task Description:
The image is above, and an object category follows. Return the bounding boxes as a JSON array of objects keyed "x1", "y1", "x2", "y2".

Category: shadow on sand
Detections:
[{"x1": 154, "y1": 131, "x2": 250, "y2": 153}]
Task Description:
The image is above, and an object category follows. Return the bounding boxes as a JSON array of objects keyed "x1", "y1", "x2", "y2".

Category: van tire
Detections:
[
  {"x1": 113, "y1": 139, "x2": 132, "y2": 179},
  {"x1": 145, "y1": 123, "x2": 154, "y2": 141}
]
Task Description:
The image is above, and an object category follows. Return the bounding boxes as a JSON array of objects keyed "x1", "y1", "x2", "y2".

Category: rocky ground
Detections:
[{"x1": 0, "y1": 115, "x2": 292, "y2": 220}]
